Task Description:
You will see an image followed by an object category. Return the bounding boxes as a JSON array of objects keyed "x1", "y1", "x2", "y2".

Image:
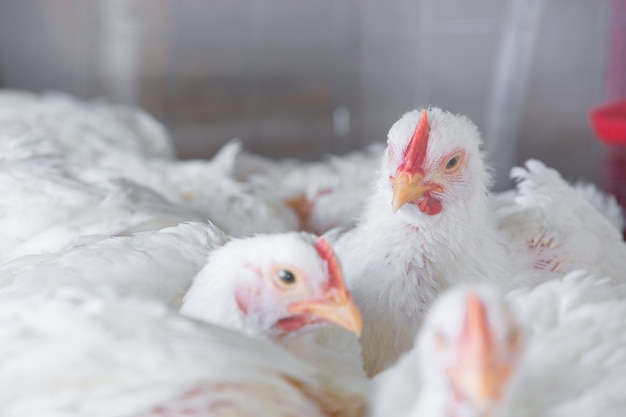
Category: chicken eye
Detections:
[
  {"x1": 277, "y1": 269, "x2": 297, "y2": 285},
  {"x1": 445, "y1": 156, "x2": 460, "y2": 171}
]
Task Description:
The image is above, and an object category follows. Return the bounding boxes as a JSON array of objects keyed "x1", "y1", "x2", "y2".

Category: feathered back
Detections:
[
  {"x1": 0, "y1": 157, "x2": 206, "y2": 262},
  {"x1": 495, "y1": 159, "x2": 626, "y2": 281},
  {"x1": 0, "y1": 287, "x2": 350, "y2": 417},
  {"x1": 0, "y1": 89, "x2": 174, "y2": 162},
  {"x1": 0, "y1": 222, "x2": 227, "y2": 306}
]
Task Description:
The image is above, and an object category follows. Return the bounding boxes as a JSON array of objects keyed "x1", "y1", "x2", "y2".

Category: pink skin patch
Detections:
[
  {"x1": 275, "y1": 315, "x2": 326, "y2": 332},
  {"x1": 235, "y1": 287, "x2": 256, "y2": 315},
  {"x1": 274, "y1": 315, "x2": 310, "y2": 332},
  {"x1": 236, "y1": 285, "x2": 314, "y2": 334},
  {"x1": 234, "y1": 266, "x2": 263, "y2": 315}
]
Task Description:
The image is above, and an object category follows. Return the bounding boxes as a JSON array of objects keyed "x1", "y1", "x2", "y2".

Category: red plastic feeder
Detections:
[{"x1": 589, "y1": 101, "x2": 626, "y2": 236}]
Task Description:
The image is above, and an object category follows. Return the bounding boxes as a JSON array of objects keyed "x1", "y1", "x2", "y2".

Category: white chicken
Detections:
[
  {"x1": 0, "y1": 222, "x2": 228, "y2": 303},
  {"x1": 0, "y1": 287, "x2": 366, "y2": 417},
  {"x1": 0, "y1": 223, "x2": 361, "y2": 336},
  {"x1": 88, "y1": 142, "x2": 300, "y2": 237},
  {"x1": 370, "y1": 270, "x2": 626, "y2": 417},
  {"x1": 0, "y1": 89, "x2": 174, "y2": 162},
  {"x1": 0, "y1": 221, "x2": 367, "y2": 381},
  {"x1": 571, "y1": 181, "x2": 625, "y2": 232},
  {"x1": 0, "y1": 155, "x2": 207, "y2": 263},
  {"x1": 0, "y1": 90, "x2": 298, "y2": 237},
  {"x1": 236, "y1": 143, "x2": 384, "y2": 235},
  {"x1": 181, "y1": 233, "x2": 367, "y2": 380},
  {"x1": 494, "y1": 159, "x2": 626, "y2": 279},
  {"x1": 324, "y1": 108, "x2": 552, "y2": 376}
]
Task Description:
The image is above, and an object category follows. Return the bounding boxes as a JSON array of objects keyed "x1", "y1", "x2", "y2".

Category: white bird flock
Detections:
[{"x1": 0, "y1": 89, "x2": 624, "y2": 417}]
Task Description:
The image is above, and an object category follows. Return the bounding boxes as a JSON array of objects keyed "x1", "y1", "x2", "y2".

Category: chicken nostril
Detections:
[{"x1": 326, "y1": 289, "x2": 342, "y2": 303}]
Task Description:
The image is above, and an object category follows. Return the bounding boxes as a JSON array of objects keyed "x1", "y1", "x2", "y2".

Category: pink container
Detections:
[{"x1": 589, "y1": 101, "x2": 626, "y2": 237}]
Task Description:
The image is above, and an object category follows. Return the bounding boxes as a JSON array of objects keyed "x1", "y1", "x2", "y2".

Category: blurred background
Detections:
[{"x1": 0, "y1": 0, "x2": 621, "y2": 190}]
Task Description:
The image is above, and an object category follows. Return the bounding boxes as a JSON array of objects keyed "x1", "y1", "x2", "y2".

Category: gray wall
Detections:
[{"x1": 0, "y1": 0, "x2": 616, "y2": 189}]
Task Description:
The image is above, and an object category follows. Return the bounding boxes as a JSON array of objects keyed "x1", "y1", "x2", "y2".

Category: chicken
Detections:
[
  {"x1": 0, "y1": 287, "x2": 366, "y2": 417},
  {"x1": 0, "y1": 89, "x2": 174, "y2": 162},
  {"x1": 88, "y1": 142, "x2": 299, "y2": 237},
  {"x1": 322, "y1": 108, "x2": 551, "y2": 377},
  {"x1": 0, "y1": 222, "x2": 228, "y2": 303},
  {"x1": 0, "y1": 90, "x2": 298, "y2": 237},
  {"x1": 370, "y1": 270, "x2": 626, "y2": 417},
  {"x1": 180, "y1": 234, "x2": 368, "y2": 382},
  {"x1": 0, "y1": 222, "x2": 367, "y2": 380},
  {"x1": 0, "y1": 223, "x2": 358, "y2": 330},
  {"x1": 0, "y1": 155, "x2": 207, "y2": 263},
  {"x1": 494, "y1": 159, "x2": 626, "y2": 279},
  {"x1": 571, "y1": 181, "x2": 625, "y2": 232},
  {"x1": 237, "y1": 143, "x2": 384, "y2": 235}
]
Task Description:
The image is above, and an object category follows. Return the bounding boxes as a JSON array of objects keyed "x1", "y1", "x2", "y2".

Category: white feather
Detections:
[
  {"x1": 0, "y1": 222, "x2": 227, "y2": 306},
  {"x1": 0, "y1": 156, "x2": 207, "y2": 262},
  {"x1": 0, "y1": 89, "x2": 174, "y2": 162},
  {"x1": 0, "y1": 287, "x2": 359, "y2": 417},
  {"x1": 495, "y1": 159, "x2": 626, "y2": 280}
]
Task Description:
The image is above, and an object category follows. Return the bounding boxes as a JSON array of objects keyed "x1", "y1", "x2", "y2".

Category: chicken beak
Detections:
[
  {"x1": 446, "y1": 294, "x2": 513, "y2": 410},
  {"x1": 285, "y1": 193, "x2": 312, "y2": 224},
  {"x1": 288, "y1": 291, "x2": 362, "y2": 337},
  {"x1": 449, "y1": 361, "x2": 512, "y2": 411},
  {"x1": 391, "y1": 171, "x2": 443, "y2": 213}
]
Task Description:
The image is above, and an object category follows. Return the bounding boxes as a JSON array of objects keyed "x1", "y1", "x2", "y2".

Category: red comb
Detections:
[
  {"x1": 315, "y1": 237, "x2": 344, "y2": 290},
  {"x1": 398, "y1": 110, "x2": 430, "y2": 174}
]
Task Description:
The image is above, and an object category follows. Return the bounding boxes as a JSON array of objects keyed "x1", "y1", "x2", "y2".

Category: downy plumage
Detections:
[
  {"x1": 323, "y1": 108, "x2": 552, "y2": 376},
  {"x1": 0, "y1": 288, "x2": 365, "y2": 417},
  {"x1": 370, "y1": 270, "x2": 626, "y2": 417},
  {"x1": 494, "y1": 159, "x2": 626, "y2": 280}
]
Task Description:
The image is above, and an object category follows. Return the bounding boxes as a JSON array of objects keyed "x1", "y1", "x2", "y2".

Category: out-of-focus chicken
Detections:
[
  {"x1": 494, "y1": 159, "x2": 626, "y2": 281},
  {"x1": 370, "y1": 270, "x2": 626, "y2": 417},
  {"x1": 0, "y1": 90, "x2": 174, "y2": 162},
  {"x1": 0, "y1": 222, "x2": 227, "y2": 302},
  {"x1": 0, "y1": 90, "x2": 299, "y2": 237},
  {"x1": 88, "y1": 142, "x2": 300, "y2": 237},
  {"x1": 233, "y1": 143, "x2": 384, "y2": 235},
  {"x1": 0, "y1": 155, "x2": 207, "y2": 263},
  {"x1": 0, "y1": 288, "x2": 366, "y2": 417}
]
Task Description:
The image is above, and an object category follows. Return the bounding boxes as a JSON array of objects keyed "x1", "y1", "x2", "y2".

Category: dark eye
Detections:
[
  {"x1": 445, "y1": 156, "x2": 459, "y2": 170},
  {"x1": 277, "y1": 269, "x2": 296, "y2": 285}
]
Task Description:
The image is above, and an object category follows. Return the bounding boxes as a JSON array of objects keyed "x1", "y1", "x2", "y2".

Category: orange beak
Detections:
[
  {"x1": 446, "y1": 294, "x2": 514, "y2": 411},
  {"x1": 288, "y1": 290, "x2": 362, "y2": 337},
  {"x1": 391, "y1": 171, "x2": 443, "y2": 213},
  {"x1": 285, "y1": 193, "x2": 313, "y2": 225},
  {"x1": 288, "y1": 237, "x2": 362, "y2": 336},
  {"x1": 391, "y1": 110, "x2": 443, "y2": 213}
]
